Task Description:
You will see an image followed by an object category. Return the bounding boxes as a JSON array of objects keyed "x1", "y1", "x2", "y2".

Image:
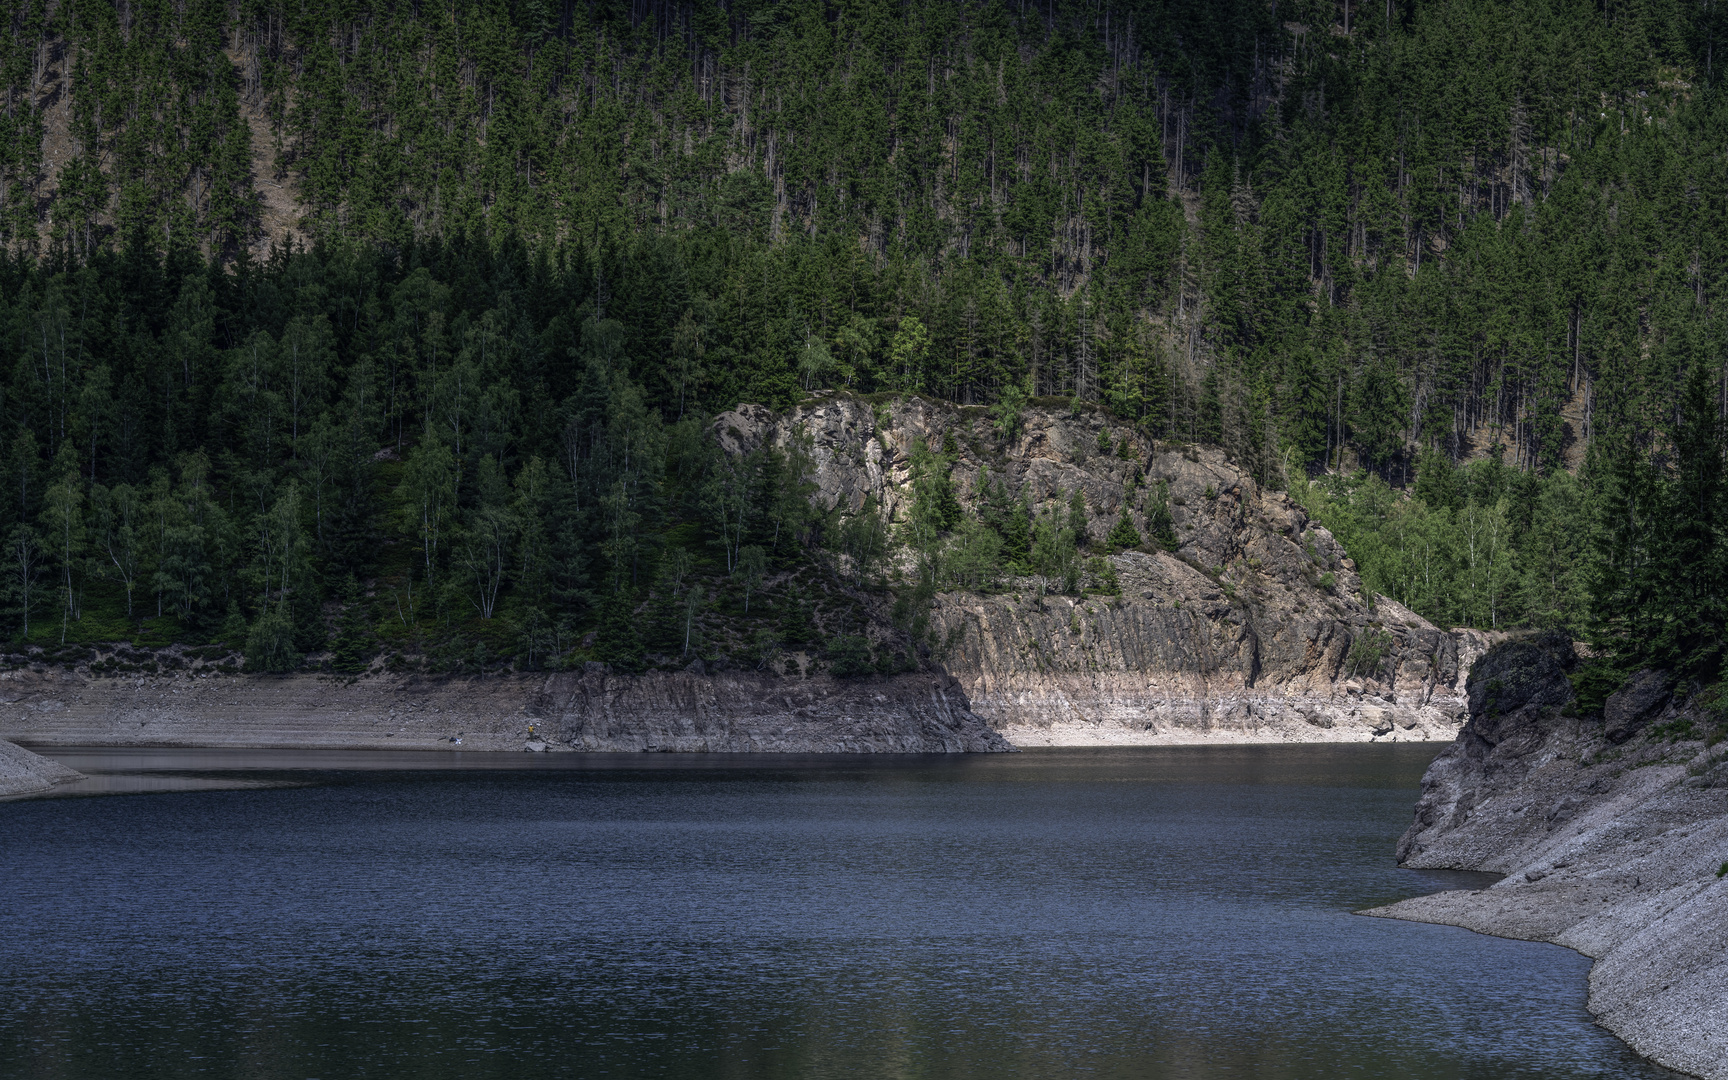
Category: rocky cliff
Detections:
[
  {"x1": 719, "y1": 393, "x2": 1480, "y2": 744},
  {"x1": 0, "y1": 665, "x2": 1009, "y2": 753},
  {"x1": 1368, "y1": 637, "x2": 1728, "y2": 1079}
]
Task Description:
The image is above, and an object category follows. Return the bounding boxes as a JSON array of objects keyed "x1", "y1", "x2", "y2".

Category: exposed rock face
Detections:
[
  {"x1": 1369, "y1": 639, "x2": 1728, "y2": 1080},
  {"x1": 0, "y1": 666, "x2": 1010, "y2": 754},
  {"x1": 0, "y1": 737, "x2": 81, "y2": 798},
  {"x1": 1605, "y1": 669, "x2": 1674, "y2": 744},
  {"x1": 718, "y1": 393, "x2": 1478, "y2": 744}
]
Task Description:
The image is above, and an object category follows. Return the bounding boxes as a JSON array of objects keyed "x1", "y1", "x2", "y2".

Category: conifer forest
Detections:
[{"x1": 0, "y1": 0, "x2": 1723, "y2": 688}]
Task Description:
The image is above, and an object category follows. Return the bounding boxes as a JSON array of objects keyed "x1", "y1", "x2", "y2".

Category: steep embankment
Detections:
[
  {"x1": 723, "y1": 394, "x2": 1481, "y2": 744},
  {"x1": 0, "y1": 666, "x2": 1008, "y2": 753},
  {"x1": 0, "y1": 738, "x2": 82, "y2": 798},
  {"x1": 1367, "y1": 637, "x2": 1728, "y2": 1079}
]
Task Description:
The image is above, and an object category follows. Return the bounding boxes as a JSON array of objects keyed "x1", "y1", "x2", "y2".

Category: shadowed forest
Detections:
[{"x1": 0, "y1": 0, "x2": 1723, "y2": 690}]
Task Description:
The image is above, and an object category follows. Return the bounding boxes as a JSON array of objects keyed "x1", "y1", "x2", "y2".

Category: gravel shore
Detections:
[{"x1": 0, "y1": 738, "x2": 82, "y2": 798}]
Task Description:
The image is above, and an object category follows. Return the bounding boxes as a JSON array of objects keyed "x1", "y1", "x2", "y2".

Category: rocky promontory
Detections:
[
  {"x1": 1368, "y1": 636, "x2": 1728, "y2": 1079},
  {"x1": 723, "y1": 394, "x2": 1482, "y2": 744}
]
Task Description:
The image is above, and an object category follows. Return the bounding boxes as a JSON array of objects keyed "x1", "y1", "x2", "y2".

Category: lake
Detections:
[{"x1": 0, "y1": 745, "x2": 1675, "y2": 1078}]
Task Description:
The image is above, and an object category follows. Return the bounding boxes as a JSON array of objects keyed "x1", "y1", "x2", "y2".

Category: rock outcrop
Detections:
[
  {"x1": 0, "y1": 737, "x2": 82, "y2": 797},
  {"x1": 1368, "y1": 637, "x2": 1728, "y2": 1080},
  {"x1": 719, "y1": 393, "x2": 1479, "y2": 743},
  {"x1": 0, "y1": 666, "x2": 1010, "y2": 753}
]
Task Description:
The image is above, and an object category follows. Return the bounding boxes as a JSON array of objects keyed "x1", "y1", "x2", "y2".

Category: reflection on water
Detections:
[{"x1": 0, "y1": 746, "x2": 1676, "y2": 1079}]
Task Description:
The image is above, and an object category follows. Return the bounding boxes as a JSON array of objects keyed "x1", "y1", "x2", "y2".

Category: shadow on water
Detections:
[{"x1": 0, "y1": 745, "x2": 1677, "y2": 1079}]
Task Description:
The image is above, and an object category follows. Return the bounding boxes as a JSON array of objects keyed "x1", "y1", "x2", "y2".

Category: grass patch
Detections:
[{"x1": 1648, "y1": 717, "x2": 1701, "y2": 743}]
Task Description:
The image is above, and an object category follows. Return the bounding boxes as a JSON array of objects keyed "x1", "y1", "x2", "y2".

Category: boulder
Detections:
[
  {"x1": 1465, "y1": 633, "x2": 1575, "y2": 724},
  {"x1": 1604, "y1": 669, "x2": 1672, "y2": 744}
]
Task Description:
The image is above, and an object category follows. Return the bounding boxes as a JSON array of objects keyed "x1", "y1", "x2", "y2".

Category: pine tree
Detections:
[
  {"x1": 1640, "y1": 360, "x2": 1725, "y2": 679},
  {"x1": 1106, "y1": 511, "x2": 1142, "y2": 552},
  {"x1": 593, "y1": 588, "x2": 645, "y2": 673},
  {"x1": 1144, "y1": 481, "x2": 1178, "y2": 551},
  {"x1": 329, "y1": 580, "x2": 377, "y2": 674}
]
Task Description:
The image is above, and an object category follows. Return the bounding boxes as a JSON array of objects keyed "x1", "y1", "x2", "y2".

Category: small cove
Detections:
[{"x1": 0, "y1": 745, "x2": 1678, "y2": 1079}]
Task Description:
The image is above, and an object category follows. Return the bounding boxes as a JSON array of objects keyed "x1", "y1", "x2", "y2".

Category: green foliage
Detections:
[
  {"x1": 593, "y1": 589, "x2": 645, "y2": 673},
  {"x1": 1569, "y1": 662, "x2": 1625, "y2": 716},
  {"x1": 1067, "y1": 488, "x2": 1089, "y2": 548},
  {"x1": 1646, "y1": 717, "x2": 1699, "y2": 743},
  {"x1": 777, "y1": 586, "x2": 817, "y2": 651},
  {"x1": 1345, "y1": 629, "x2": 1394, "y2": 680},
  {"x1": 909, "y1": 440, "x2": 963, "y2": 533},
  {"x1": 1589, "y1": 358, "x2": 1728, "y2": 681},
  {"x1": 833, "y1": 496, "x2": 888, "y2": 588},
  {"x1": 1296, "y1": 464, "x2": 1567, "y2": 632},
  {"x1": 737, "y1": 546, "x2": 768, "y2": 615},
  {"x1": 944, "y1": 518, "x2": 1004, "y2": 593},
  {"x1": 1696, "y1": 684, "x2": 1728, "y2": 727},
  {"x1": 245, "y1": 606, "x2": 301, "y2": 673},
  {"x1": 1106, "y1": 511, "x2": 1142, "y2": 552},
  {"x1": 826, "y1": 634, "x2": 874, "y2": 678},
  {"x1": 1144, "y1": 482, "x2": 1178, "y2": 551},
  {"x1": 329, "y1": 581, "x2": 376, "y2": 674},
  {"x1": 992, "y1": 386, "x2": 1027, "y2": 443},
  {"x1": 1030, "y1": 498, "x2": 1083, "y2": 595},
  {"x1": 1087, "y1": 557, "x2": 1121, "y2": 596},
  {"x1": 0, "y1": 0, "x2": 1724, "y2": 680}
]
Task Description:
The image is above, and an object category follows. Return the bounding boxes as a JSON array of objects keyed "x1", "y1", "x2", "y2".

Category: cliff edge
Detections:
[{"x1": 1367, "y1": 636, "x2": 1728, "y2": 1079}]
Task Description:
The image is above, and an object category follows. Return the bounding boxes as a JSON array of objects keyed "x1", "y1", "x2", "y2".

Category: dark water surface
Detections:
[{"x1": 0, "y1": 745, "x2": 1673, "y2": 1079}]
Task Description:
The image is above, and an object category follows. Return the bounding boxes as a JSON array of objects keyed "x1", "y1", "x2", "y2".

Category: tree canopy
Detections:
[{"x1": 0, "y1": 0, "x2": 1723, "y2": 687}]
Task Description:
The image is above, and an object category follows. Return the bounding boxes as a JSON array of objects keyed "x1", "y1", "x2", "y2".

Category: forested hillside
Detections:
[{"x1": 0, "y1": 0, "x2": 1723, "y2": 687}]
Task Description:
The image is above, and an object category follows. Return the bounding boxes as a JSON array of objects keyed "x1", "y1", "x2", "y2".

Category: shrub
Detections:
[
  {"x1": 826, "y1": 634, "x2": 874, "y2": 677},
  {"x1": 245, "y1": 608, "x2": 302, "y2": 673},
  {"x1": 1087, "y1": 557, "x2": 1120, "y2": 595},
  {"x1": 1569, "y1": 662, "x2": 1624, "y2": 714},
  {"x1": 1647, "y1": 718, "x2": 1699, "y2": 742},
  {"x1": 1346, "y1": 628, "x2": 1394, "y2": 680}
]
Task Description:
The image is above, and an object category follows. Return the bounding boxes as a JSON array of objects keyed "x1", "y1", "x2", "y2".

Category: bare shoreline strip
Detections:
[
  {"x1": 1365, "y1": 635, "x2": 1728, "y2": 1080},
  {"x1": 0, "y1": 738, "x2": 83, "y2": 798}
]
